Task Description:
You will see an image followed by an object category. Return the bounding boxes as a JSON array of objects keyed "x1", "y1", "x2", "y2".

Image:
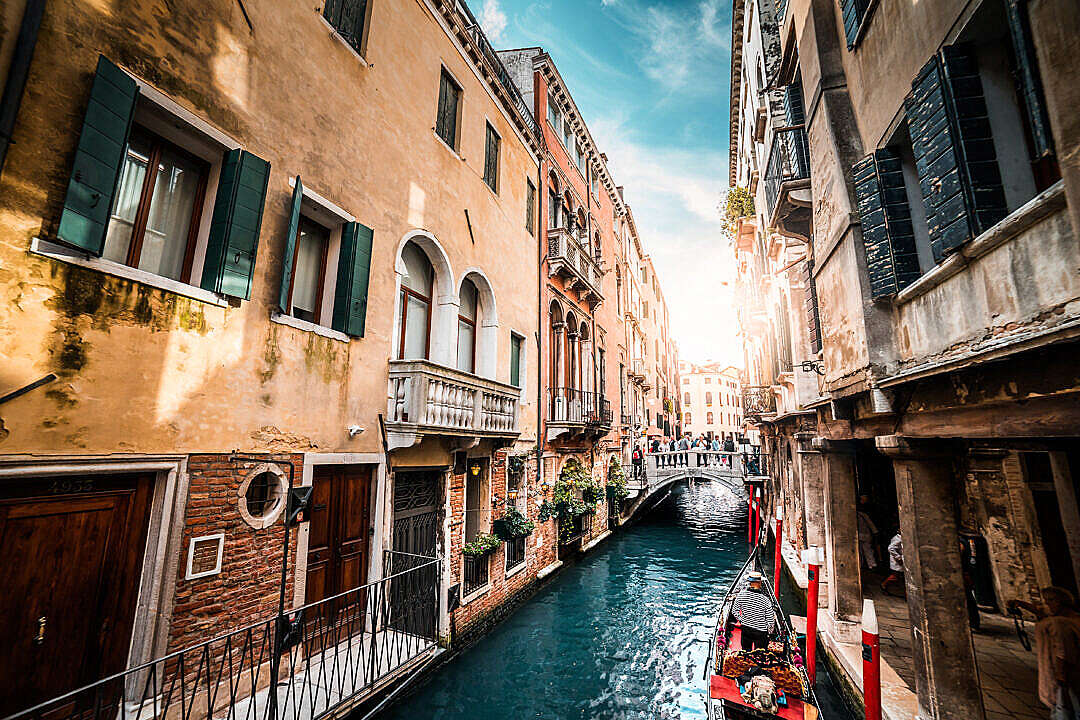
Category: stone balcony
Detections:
[
  {"x1": 385, "y1": 359, "x2": 520, "y2": 450},
  {"x1": 547, "y1": 227, "x2": 603, "y2": 307},
  {"x1": 546, "y1": 387, "x2": 612, "y2": 441}
]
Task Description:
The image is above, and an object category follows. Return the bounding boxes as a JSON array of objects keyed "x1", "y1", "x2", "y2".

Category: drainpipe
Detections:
[{"x1": 0, "y1": 0, "x2": 46, "y2": 175}]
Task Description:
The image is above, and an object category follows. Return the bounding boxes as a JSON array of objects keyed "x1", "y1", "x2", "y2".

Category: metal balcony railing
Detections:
[
  {"x1": 548, "y1": 387, "x2": 612, "y2": 428},
  {"x1": 764, "y1": 127, "x2": 810, "y2": 218},
  {"x1": 547, "y1": 227, "x2": 603, "y2": 303},
  {"x1": 742, "y1": 385, "x2": 777, "y2": 418},
  {"x1": 3, "y1": 552, "x2": 439, "y2": 720},
  {"x1": 463, "y1": 553, "x2": 489, "y2": 596}
]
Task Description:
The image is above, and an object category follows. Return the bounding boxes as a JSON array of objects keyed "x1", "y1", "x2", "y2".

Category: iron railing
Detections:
[
  {"x1": 559, "y1": 511, "x2": 592, "y2": 547},
  {"x1": 2, "y1": 552, "x2": 439, "y2": 720},
  {"x1": 504, "y1": 536, "x2": 526, "y2": 571},
  {"x1": 456, "y1": 0, "x2": 543, "y2": 145},
  {"x1": 322, "y1": 0, "x2": 368, "y2": 55},
  {"x1": 742, "y1": 385, "x2": 777, "y2": 417},
  {"x1": 764, "y1": 126, "x2": 810, "y2": 217},
  {"x1": 548, "y1": 387, "x2": 612, "y2": 427},
  {"x1": 462, "y1": 553, "x2": 489, "y2": 595}
]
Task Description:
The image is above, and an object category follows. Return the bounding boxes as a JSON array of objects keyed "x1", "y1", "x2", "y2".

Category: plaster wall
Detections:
[{"x1": 0, "y1": 0, "x2": 540, "y2": 456}]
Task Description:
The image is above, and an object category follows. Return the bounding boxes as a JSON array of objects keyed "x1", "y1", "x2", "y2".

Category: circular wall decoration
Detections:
[{"x1": 237, "y1": 464, "x2": 287, "y2": 529}]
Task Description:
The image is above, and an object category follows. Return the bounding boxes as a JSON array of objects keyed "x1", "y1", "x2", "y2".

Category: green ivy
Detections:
[
  {"x1": 493, "y1": 507, "x2": 535, "y2": 540},
  {"x1": 606, "y1": 459, "x2": 629, "y2": 500},
  {"x1": 462, "y1": 532, "x2": 501, "y2": 557},
  {"x1": 538, "y1": 459, "x2": 599, "y2": 524}
]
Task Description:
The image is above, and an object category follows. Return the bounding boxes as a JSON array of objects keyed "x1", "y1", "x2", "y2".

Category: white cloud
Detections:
[{"x1": 478, "y1": 0, "x2": 508, "y2": 44}]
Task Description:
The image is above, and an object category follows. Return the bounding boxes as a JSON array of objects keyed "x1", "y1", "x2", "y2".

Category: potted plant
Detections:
[
  {"x1": 493, "y1": 506, "x2": 536, "y2": 540},
  {"x1": 606, "y1": 459, "x2": 629, "y2": 501},
  {"x1": 462, "y1": 532, "x2": 501, "y2": 557}
]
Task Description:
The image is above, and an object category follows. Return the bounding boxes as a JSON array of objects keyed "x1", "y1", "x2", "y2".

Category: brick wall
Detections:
[{"x1": 169, "y1": 453, "x2": 302, "y2": 651}]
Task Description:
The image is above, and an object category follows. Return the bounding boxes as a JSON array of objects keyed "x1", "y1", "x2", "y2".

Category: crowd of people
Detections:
[{"x1": 629, "y1": 434, "x2": 757, "y2": 482}]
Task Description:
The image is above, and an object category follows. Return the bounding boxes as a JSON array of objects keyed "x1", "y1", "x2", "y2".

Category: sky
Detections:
[{"x1": 475, "y1": 0, "x2": 739, "y2": 367}]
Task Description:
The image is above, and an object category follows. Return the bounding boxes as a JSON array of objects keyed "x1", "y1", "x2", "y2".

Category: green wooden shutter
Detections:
[
  {"x1": 905, "y1": 45, "x2": 1007, "y2": 263},
  {"x1": 840, "y1": 0, "x2": 871, "y2": 49},
  {"x1": 278, "y1": 177, "x2": 304, "y2": 313},
  {"x1": 784, "y1": 80, "x2": 805, "y2": 126},
  {"x1": 853, "y1": 150, "x2": 921, "y2": 298},
  {"x1": 804, "y1": 257, "x2": 822, "y2": 354},
  {"x1": 1005, "y1": 0, "x2": 1054, "y2": 159},
  {"x1": 57, "y1": 56, "x2": 138, "y2": 254},
  {"x1": 332, "y1": 221, "x2": 373, "y2": 337},
  {"x1": 200, "y1": 149, "x2": 271, "y2": 299},
  {"x1": 510, "y1": 335, "x2": 522, "y2": 387}
]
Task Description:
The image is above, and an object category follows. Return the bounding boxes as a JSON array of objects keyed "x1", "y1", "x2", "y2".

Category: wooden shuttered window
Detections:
[
  {"x1": 526, "y1": 180, "x2": 536, "y2": 235},
  {"x1": 200, "y1": 149, "x2": 271, "y2": 299},
  {"x1": 905, "y1": 44, "x2": 1007, "y2": 264},
  {"x1": 1004, "y1": 0, "x2": 1054, "y2": 161},
  {"x1": 332, "y1": 222, "x2": 373, "y2": 337},
  {"x1": 483, "y1": 123, "x2": 499, "y2": 192},
  {"x1": 839, "y1": 0, "x2": 872, "y2": 49},
  {"x1": 322, "y1": 0, "x2": 368, "y2": 55},
  {"x1": 852, "y1": 149, "x2": 921, "y2": 298},
  {"x1": 277, "y1": 177, "x2": 304, "y2": 313},
  {"x1": 436, "y1": 70, "x2": 460, "y2": 150},
  {"x1": 58, "y1": 56, "x2": 139, "y2": 254},
  {"x1": 804, "y1": 257, "x2": 822, "y2": 354},
  {"x1": 784, "y1": 80, "x2": 805, "y2": 126}
]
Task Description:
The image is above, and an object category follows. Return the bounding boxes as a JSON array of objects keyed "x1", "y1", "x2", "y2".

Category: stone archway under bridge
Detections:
[{"x1": 619, "y1": 451, "x2": 748, "y2": 523}]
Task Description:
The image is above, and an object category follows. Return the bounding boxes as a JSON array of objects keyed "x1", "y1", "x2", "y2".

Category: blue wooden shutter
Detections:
[
  {"x1": 1005, "y1": 0, "x2": 1053, "y2": 159},
  {"x1": 905, "y1": 45, "x2": 1007, "y2": 263},
  {"x1": 852, "y1": 150, "x2": 921, "y2": 298},
  {"x1": 784, "y1": 80, "x2": 805, "y2": 126},
  {"x1": 804, "y1": 257, "x2": 822, "y2": 354},
  {"x1": 332, "y1": 221, "x2": 373, "y2": 337},
  {"x1": 840, "y1": 0, "x2": 871, "y2": 49},
  {"x1": 57, "y1": 56, "x2": 138, "y2": 254},
  {"x1": 278, "y1": 177, "x2": 304, "y2": 313},
  {"x1": 200, "y1": 149, "x2": 271, "y2": 299}
]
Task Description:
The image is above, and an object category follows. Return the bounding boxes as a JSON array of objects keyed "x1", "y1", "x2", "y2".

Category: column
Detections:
[
  {"x1": 796, "y1": 433, "x2": 826, "y2": 552},
  {"x1": 877, "y1": 435, "x2": 986, "y2": 720},
  {"x1": 1049, "y1": 451, "x2": 1080, "y2": 593},
  {"x1": 814, "y1": 437, "x2": 862, "y2": 642}
]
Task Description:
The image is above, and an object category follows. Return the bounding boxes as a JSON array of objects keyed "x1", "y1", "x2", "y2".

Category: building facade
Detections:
[
  {"x1": 679, "y1": 362, "x2": 743, "y2": 441},
  {"x1": 730, "y1": 0, "x2": 1080, "y2": 717}
]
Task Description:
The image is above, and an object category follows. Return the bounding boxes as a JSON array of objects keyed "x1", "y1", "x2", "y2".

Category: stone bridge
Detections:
[{"x1": 619, "y1": 451, "x2": 749, "y2": 522}]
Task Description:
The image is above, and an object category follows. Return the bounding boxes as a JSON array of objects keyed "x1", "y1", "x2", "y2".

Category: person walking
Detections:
[
  {"x1": 677, "y1": 434, "x2": 690, "y2": 467},
  {"x1": 1009, "y1": 588, "x2": 1080, "y2": 719},
  {"x1": 881, "y1": 530, "x2": 904, "y2": 595},
  {"x1": 632, "y1": 444, "x2": 644, "y2": 484},
  {"x1": 857, "y1": 495, "x2": 880, "y2": 571},
  {"x1": 733, "y1": 571, "x2": 775, "y2": 650}
]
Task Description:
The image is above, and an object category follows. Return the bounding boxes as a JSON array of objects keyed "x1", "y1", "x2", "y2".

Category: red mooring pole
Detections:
[
  {"x1": 863, "y1": 598, "x2": 881, "y2": 720},
  {"x1": 804, "y1": 546, "x2": 822, "y2": 686},
  {"x1": 747, "y1": 487, "x2": 755, "y2": 545},
  {"x1": 773, "y1": 506, "x2": 783, "y2": 599}
]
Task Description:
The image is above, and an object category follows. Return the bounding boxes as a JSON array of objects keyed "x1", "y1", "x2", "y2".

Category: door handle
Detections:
[{"x1": 34, "y1": 616, "x2": 46, "y2": 645}]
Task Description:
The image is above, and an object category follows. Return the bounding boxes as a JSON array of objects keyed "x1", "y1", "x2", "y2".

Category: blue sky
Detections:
[{"x1": 476, "y1": 0, "x2": 739, "y2": 367}]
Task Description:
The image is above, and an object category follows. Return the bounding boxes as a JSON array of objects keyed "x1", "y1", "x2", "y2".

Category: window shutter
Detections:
[
  {"x1": 200, "y1": 149, "x2": 270, "y2": 299},
  {"x1": 852, "y1": 150, "x2": 921, "y2": 298},
  {"x1": 784, "y1": 80, "x2": 805, "y2": 126},
  {"x1": 332, "y1": 221, "x2": 373, "y2": 337},
  {"x1": 1005, "y1": 0, "x2": 1053, "y2": 159},
  {"x1": 804, "y1": 258, "x2": 822, "y2": 354},
  {"x1": 840, "y1": 0, "x2": 870, "y2": 49},
  {"x1": 905, "y1": 45, "x2": 1007, "y2": 264},
  {"x1": 277, "y1": 177, "x2": 304, "y2": 313},
  {"x1": 57, "y1": 56, "x2": 138, "y2": 254}
]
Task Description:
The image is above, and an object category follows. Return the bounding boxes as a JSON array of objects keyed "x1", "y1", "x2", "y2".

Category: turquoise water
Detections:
[{"x1": 382, "y1": 481, "x2": 853, "y2": 720}]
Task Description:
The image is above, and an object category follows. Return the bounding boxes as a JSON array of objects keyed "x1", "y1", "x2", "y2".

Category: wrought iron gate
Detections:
[{"x1": 389, "y1": 471, "x2": 440, "y2": 637}]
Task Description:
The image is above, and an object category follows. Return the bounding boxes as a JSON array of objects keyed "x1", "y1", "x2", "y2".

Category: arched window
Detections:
[
  {"x1": 398, "y1": 241, "x2": 433, "y2": 359},
  {"x1": 457, "y1": 279, "x2": 480, "y2": 373},
  {"x1": 565, "y1": 313, "x2": 579, "y2": 391},
  {"x1": 707, "y1": 412, "x2": 714, "y2": 425}
]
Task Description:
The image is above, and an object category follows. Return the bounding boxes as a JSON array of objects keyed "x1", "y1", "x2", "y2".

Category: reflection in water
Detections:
[{"x1": 382, "y1": 482, "x2": 853, "y2": 719}]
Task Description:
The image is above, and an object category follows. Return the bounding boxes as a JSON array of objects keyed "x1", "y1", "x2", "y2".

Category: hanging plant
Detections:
[
  {"x1": 538, "y1": 459, "x2": 596, "y2": 523},
  {"x1": 493, "y1": 507, "x2": 535, "y2": 540},
  {"x1": 606, "y1": 459, "x2": 629, "y2": 500},
  {"x1": 507, "y1": 453, "x2": 528, "y2": 478},
  {"x1": 463, "y1": 532, "x2": 502, "y2": 557}
]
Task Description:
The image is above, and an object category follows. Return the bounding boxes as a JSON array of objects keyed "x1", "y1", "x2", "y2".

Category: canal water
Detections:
[{"x1": 382, "y1": 481, "x2": 855, "y2": 720}]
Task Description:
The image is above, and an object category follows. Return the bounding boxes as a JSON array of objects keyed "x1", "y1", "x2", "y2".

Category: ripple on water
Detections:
[{"x1": 382, "y1": 482, "x2": 748, "y2": 720}]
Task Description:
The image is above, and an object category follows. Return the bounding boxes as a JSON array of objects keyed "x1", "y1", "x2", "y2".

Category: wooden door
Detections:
[
  {"x1": 305, "y1": 465, "x2": 372, "y2": 605},
  {"x1": 0, "y1": 474, "x2": 154, "y2": 717}
]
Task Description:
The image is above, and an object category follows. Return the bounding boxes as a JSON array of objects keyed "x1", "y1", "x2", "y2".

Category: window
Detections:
[
  {"x1": 704, "y1": 377, "x2": 711, "y2": 384},
  {"x1": 322, "y1": 0, "x2": 369, "y2": 56},
  {"x1": 104, "y1": 128, "x2": 208, "y2": 283},
  {"x1": 483, "y1": 122, "x2": 500, "y2": 192},
  {"x1": 839, "y1": 0, "x2": 873, "y2": 49},
  {"x1": 707, "y1": 412, "x2": 714, "y2": 425},
  {"x1": 463, "y1": 460, "x2": 490, "y2": 594},
  {"x1": 682, "y1": 377, "x2": 689, "y2": 384},
  {"x1": 510, "y1": 333, "x2": 524, "y2": 387},
  {"x1": 284, "y1": 217, "x2": 329, "y2": 323},
  {"x1": 706, "y1": 392, "x2": 713, "y2": 406},
  {"x1": 436, "y1": 69, "x2": 461, "y2": 150},
  {"x1": 547, "y1": 92, "x2": 561, "y2": 130},
  {"x1": 398, "y1": 242, "x2": 433, "y2": 358},
  {"x1": 526, "y1": 180, "x2": 536, "y2": 235},
  {"x1": 457, "y1": 279, "x2": 480, "y2": 373},
  {"x1": 683, "y1": 392, "x2": 690, "y2": 405},
  {"x1": 56, "y1": 57, "x2": 270, "y2": 302},
  {"x1": 685, "y1": 412, "x2": 692, "y2": 425}
]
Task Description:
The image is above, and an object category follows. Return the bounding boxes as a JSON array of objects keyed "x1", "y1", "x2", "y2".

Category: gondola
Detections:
[{"x1": 705, "y1": 543, "x2": 819, "y2": 719}]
